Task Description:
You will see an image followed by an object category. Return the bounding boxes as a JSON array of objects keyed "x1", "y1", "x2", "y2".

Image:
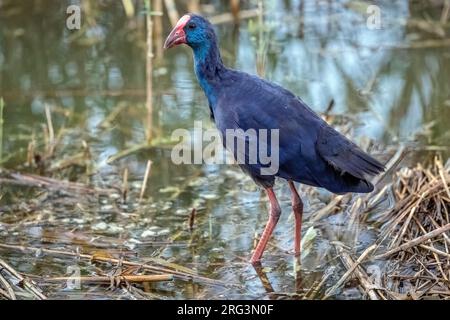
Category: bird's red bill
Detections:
[{"x1": 164, "y1": 15, "x2": 190, "y2": 49}]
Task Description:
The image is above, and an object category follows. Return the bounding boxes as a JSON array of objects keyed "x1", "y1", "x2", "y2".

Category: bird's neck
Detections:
[{"x1": 192, "y1": 40, "x2": 225, "y2": 107}]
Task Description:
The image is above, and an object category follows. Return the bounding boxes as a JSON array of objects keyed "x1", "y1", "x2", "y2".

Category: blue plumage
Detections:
[
  {"x1": 180, "y1": 14, "x2": 384, "y2": 193},
  {"x1": 164, "y1": 13, "x2": 385, "y2": 263}
]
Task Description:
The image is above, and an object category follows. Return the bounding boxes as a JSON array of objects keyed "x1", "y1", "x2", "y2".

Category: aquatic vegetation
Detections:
[
  {"x1": 0, "y1": 0, "x2": 449, "y2": 300},
  {"x1": 0, "y1": 98, "x2": 3, "y2": 164}
]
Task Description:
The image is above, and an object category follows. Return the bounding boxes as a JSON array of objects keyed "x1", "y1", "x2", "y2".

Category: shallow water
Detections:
[{"x1": 0, "y1": 0, "x2": 449, "y2": 299}]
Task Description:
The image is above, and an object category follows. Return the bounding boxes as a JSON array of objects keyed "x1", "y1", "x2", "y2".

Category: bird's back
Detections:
[{"x1": 211, "y1": 69, "x2": 384, "y2": 194}]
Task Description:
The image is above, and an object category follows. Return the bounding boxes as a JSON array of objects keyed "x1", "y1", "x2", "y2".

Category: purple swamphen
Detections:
[{"x1": 164, "y1": 14, "x2": 385, "y2": 264}]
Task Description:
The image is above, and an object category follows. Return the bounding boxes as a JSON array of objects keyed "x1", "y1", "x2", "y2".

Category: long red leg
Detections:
[
  {"x1": 250, "y1": 188, "x2": 281, "y2": 264},
  {"x1": 288, "y1": 181, "x2": 304, "y2": 257}
]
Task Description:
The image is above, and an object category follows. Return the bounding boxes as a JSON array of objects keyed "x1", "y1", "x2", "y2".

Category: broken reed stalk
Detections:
[
  {"x1": 163, "y1": 0, "x2": 179, "y2": 27},
  {"x1": 44, "y1": 104, "x2": 55, "y2": 156},
  {"x1": 209, "y1": 9, "x2": 260, "y2": 25},
  {"x1": 0, "y1": 258, "x2": 46, "y2": 300},
  {"x1": 0, "y1": 287, "x2": 12, "y2": 300},
  {"x1": 310, "y1": 195, "x2": 343, "y2": 222},
  {"x1": 372, "y1": 145, "x2": 406, "y2": 186},
  {"x1": 370, "y1": 158, "x2": 450, "y2": 298},
  {"x1": 106, "y1": 143, "x2": 150, "y2": 164},
  {"x1": 121, "y1": 0, "x2": 135, "y2": 17},
  {"x1": 98, "y1": 103, "x2": 127, "y2": 129},
  {"x1": 441, "y1": 0, "x2": 450, "y2": 24},
  {"x1": 0, "y1": 243, "x2": 227, "y2": 287},
  {"x1": 323, "y1": 244, "x2": 376, "y2": 299},
  {"x1": 323, "y1": 99, "x2": 335, "y2": 122},
  {"x1": 45, "y1": 274, "x2": 173, "y2": 284},
  {"x1": 256, "y1": 0, "x2": 266, "y2": 77},
  {"x1": 188, "y1": 208, "x2": 196, "y2": 231},
  {"x1": 0, "y1": 98, "x2": 4, "y2": 163},
  {"x1": 230, "y1": 0, "x2": 240, "y2": 24},
  {"x1": 375, "y1": 223, "x2": 450, "y2": 259},
  {"x1": 0, "y1": 170, "x2": 117, "y2": 195},
  {"x1": 139, "y1": 160, "x2": 152, "y2": 202},
  {"x1": 419, "y1": 244, "x2": 450, "y2": 259},
  {"x1": 145, "y1": 0, "x2": 153, "y2": 143},
  {"x1": 122, "y1": 167, "x2": 129, "y2": 203},
  {"x1": 336, "y1": 247, "x2": 381, "y2": 300},
  {"x1": 0, "y1": 271, "x2": 16, "y2": 300},
  {"x1": 154, "y1": 0, "x2": 164, "y2": 59},
  {"x1": 305, "y1": 267, "x2": 336, "y2": 299},
  {"x1": 27, "y1": 138, "x2": 36, "y2": 167}
]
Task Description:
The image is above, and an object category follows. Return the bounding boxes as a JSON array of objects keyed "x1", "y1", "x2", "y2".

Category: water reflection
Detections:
[{"x1": 0, "y1": 0, "x2": 449, "y2": 299}]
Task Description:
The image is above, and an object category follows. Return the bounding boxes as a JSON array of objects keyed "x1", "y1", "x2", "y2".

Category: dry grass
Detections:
[
  {"x1": 325, "y1": 156, "x2": 450, "y2": 300},
  {"x1": 373, "y1": 156, "x2": 450, "y2": 299}
]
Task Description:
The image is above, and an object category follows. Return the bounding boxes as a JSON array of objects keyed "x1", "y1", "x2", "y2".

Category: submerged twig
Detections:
[
  {"x1": 106, "y1": 143, "x2": 151, "y2": 164},
  {"x1": 44, "y1": 274, "x2": 173, "y2": 284},
  {"x1": 334, "y1": 245, "x2": 382, "y2": 300},
  {"x1": 310, "y1": 195, "x2": 344, "y2": 223},
  {"x1": 0, "y1": 243, "x2": 230, "y2": 288},
  {"x1": 324, "y1": 244, "x2": 376, "y2": 299},
  {"x1": 188, "y1": 208, "x2": 196, "y2": 232},
  {"x1": 0, "y1": 170, "x2": 117, "y2": 196},
  {"x1": 139, "y1": 160, "x2": 152, "y2": 202},
  {"x1": 0, "y1": 271, "x2": 16, "y2": 300},
  {"x1": 122, "y1": 167, "x2": 129, "y2": 203},
  {"x1": 0, "y1": 258, "x2": 46, "y2": 300}
]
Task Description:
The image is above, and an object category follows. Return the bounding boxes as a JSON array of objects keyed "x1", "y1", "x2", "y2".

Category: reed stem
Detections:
[
  {"x1": 0, "y1": 98, "x2": 4, "y2": 163},
  {"x1": 145, "y1": 0, "x2": 153, "y2": 143}
]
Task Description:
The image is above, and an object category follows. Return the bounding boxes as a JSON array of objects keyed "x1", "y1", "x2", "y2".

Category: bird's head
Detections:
[{"x1": 164, "y1": 14, "x2": 215, "y2": 50}]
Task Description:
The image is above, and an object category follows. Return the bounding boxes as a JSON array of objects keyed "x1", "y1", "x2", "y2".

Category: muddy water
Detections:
[{"x1": 0, "y1": 0, "x2": 449, "y2": 299}]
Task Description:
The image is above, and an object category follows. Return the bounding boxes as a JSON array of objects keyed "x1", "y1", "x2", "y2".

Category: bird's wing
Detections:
[
  {"x1": 216, "y1": 72, "x2": 323, "y2": 160},
  {"x1": 215, "y1": 71, "x2": 384, "y2": 184},
  {"x1": 315, "y1": 125, "x2": 385, "y2": 180}
]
